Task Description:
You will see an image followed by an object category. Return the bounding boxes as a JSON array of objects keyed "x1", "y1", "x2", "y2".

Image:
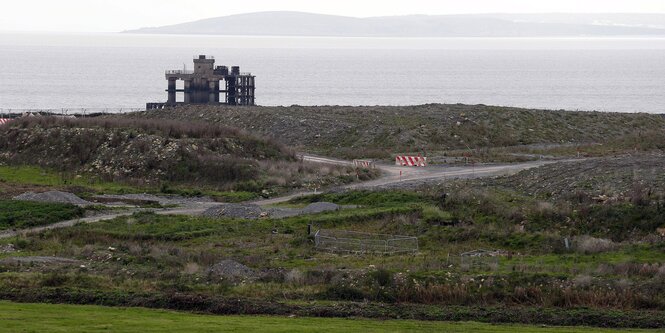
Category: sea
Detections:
[{"x1": 1, "y1": 32, "x2": 664, "y2": 113}]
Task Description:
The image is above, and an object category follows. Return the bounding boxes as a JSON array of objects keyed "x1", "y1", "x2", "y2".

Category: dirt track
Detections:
[
  {"x1": 254, "y1": 155, "x2": 557, "y2": 205},
  {"x1": 0, "y1": 155, "x2": 560, "y2": 239}
]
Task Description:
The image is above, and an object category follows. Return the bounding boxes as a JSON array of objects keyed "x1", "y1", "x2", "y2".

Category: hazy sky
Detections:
[{"x1": 2, "y1": 0, "x2": 665, "y2": 32}]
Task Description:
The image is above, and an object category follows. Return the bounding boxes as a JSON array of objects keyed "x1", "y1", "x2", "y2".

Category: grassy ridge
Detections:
[{"x1": 0, "y1": 301, "x2": 658, "y2": 333}]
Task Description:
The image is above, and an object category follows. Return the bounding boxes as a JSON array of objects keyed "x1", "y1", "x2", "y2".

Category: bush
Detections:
[
  {"x1": 422, "y1": 205, "x2": 453, "y2": 225},
  {"x1": 371, "y1": 268, "x2": 392, "y2": 287},
  {"x1": 324, "y1": 285, "x2": 366, "y2": 301},
  {"x1": 574, "y1": 235, "x2": 618, "y2": 254}
]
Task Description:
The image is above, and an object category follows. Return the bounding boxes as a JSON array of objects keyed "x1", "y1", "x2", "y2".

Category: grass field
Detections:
[
  {"x1": 0, "y1": 301, "x2": 658, "y2": 333},
  {"x1": 0, "y1": 165, "x2": 138, "y2": 193},
  {"x1": 0, "y1": 200, "x2": 84, "y2": 231},
  {"x1": 0, "y1": 165, "x2": 257, "y2": 202}
]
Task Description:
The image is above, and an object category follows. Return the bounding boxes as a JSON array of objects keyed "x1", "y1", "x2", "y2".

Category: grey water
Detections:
[{"x1": 1, "y1": 32, "x2": 664, "y2": 113}]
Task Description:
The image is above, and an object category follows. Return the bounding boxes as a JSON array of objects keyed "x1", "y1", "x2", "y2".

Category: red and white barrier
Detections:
[
  {"x1": 353, "y1": 159, "x2": 375, "y2": 169},
  {"x1": 0, "y1": 118, "x2": 12, "y2": 126},
  {"x1": 395, "y1": 156, "x2": 427, "y2": 167}
]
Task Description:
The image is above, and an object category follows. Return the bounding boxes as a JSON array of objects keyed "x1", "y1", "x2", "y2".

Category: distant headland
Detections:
[{"x1": 124, "y1": 11, "x2": 665, "y2": 37}]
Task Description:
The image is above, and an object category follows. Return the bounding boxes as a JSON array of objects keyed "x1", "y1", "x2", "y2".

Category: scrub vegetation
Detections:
[
  {"x1": 1, "y1": 105, "x2": 665, "y2": 330},
  {"x1": 0, "y1": 117, "x2": 376, "y2": 199},
  {"x1": 2, "y1": 183, "x2": 665, "y2": 327}
]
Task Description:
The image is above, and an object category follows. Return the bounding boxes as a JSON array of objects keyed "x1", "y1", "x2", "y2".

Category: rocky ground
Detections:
[
  {"x1": 492, "y1": 153, "x2": 665, "y2": 200},
  {"x1": 122, "y1": 104, "x2": 665, "y2": 160}
]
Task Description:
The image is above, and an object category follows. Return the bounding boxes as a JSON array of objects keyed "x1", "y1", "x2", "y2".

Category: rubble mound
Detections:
[
  {"x1": 13, "y1": 191, "x2": 91, "y2": 205},
  {"x1": 207, "y1": 259, "x2": 256, "y2": 280}
]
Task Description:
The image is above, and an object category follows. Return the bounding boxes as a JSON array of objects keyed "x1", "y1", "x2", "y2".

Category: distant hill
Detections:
[{"x1": 125, "y1": 11, "x2": 665, "y2": 37}]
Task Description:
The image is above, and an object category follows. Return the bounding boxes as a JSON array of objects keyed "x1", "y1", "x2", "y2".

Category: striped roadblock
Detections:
[
  {"x1": 0, "y1": 118, "x2": 12, "y2": 126},
  {"x1": 395, "y1": 155, "x2": 427, "y2": 167}
]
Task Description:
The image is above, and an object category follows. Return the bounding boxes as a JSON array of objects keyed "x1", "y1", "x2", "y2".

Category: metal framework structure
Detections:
[
  {"x1": 314, "y1": 229, "x2": 418, "y2": 254},
  {"x1": 147, "y1": 55, "x2": 255, "y2": 109}
]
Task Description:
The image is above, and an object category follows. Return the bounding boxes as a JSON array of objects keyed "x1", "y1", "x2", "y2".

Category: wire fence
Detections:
[{"x1": 314, "y1": 229, "x2": 418, "y2": 255}]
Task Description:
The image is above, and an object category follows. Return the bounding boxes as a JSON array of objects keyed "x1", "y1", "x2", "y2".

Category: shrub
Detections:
[
  {"x1": 371, "y1": 268, "x2": 392, "y2": 287},
  {"x1": 574, "y1": 235, "x2": 619, "y2": 254}
]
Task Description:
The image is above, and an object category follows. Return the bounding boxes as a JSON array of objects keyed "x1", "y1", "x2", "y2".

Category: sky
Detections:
[{"x1": 1, "y1": 0, "x2": 664, "y2": 32}]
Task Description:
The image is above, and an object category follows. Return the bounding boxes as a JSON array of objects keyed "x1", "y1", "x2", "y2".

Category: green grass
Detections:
[
  {"x1": 0, "y1": 200, "x2": 84, "y2": 231},
  {"x1": 289, "y1": 190, "x2": 430, "y2": 207},
  {"x1": 0, "y1": 165, "x2": 138, "y2": 193},
  {"x1": 0, "y1": 165, "x2": 256, "y2": 202},
  {"x1": 0, "y1": 301, "x2": 657, "y2": 333}
]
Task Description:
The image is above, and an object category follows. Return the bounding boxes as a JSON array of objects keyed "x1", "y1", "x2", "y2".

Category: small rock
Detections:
[{"x1": 0, "y1": 244, "x2": 16, "y2": 254}]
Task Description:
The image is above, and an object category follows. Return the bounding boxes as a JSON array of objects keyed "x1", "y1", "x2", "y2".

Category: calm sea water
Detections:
[{"x1": 1, "y1": 33, "x2": 664, "y2": 113}]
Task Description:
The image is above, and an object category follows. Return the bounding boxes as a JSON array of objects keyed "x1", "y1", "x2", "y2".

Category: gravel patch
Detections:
[
  {"x1": 265, "y1": 207, "x2": 302, "y2": 219},
  {"x1": 0, "y1": 256, "x2": 81, "y2": 265},
  {"x1": 203, "y1": 204, "x2": 264, "y2": 219},
  {"x1": 302, "y1": 202, "x2": 340, "y2": 214},
  {"x1": 13, "y1": 191, "x2": 91, "y2": 205}
]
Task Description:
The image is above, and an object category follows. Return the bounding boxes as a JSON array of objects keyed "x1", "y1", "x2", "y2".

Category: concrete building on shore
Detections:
[{"x1": 147, "y1": 55, "x2": 255, "y2": 109}]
